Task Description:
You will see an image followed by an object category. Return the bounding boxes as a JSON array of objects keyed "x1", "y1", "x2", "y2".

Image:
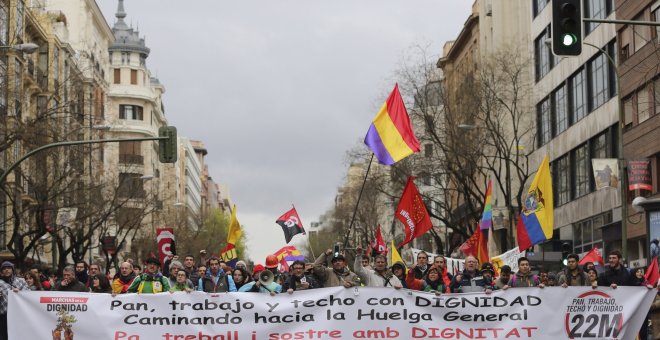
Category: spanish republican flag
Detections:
[
  {"x1": 519, "y1": 155, "x2": 554, "y2": 247},
  {"x1": 364, "y1": 84, "x2": 420, "y2": 165}
]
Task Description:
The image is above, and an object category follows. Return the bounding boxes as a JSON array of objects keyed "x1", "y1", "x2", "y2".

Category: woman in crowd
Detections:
[
  {"x1": 170, "y1": 270, "x2": 194, "y2": 293},
  {"x1": 90, "y1": 273, "x2": 112, "y2": 293},
  {"x1": 631, "y1": 267, "x2": 648, "y2": 286},
  {"x1": 24, "y1": 271, "x2": 43, "y2": 291},
  {"x1": 406, "y1": 265, "x2": 449, "y2": 294},
  {"x1": 232, "y1": 267, "x2": 251, "y2": 291},
  {"x1": 586, "y1": 268, "x2": 598, "y2": 287}
]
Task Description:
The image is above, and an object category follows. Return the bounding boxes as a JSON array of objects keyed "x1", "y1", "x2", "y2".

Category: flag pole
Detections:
[{"x1": 342, "y1": 153, "x2": 375, "y2": 248}]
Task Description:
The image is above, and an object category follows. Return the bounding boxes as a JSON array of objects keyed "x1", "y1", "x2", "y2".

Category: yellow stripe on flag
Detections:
[
  {"x1": 372, "y1": 103, "x2": 415, "y2": 162},
  {"x1": 226, "y1": 205, "x2": 242, "y2": 245}
]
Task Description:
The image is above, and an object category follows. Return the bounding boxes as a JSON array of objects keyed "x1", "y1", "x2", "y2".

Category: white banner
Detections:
[
  {"x1": 9, "y1": 287, "x2": 655, "y2": 339},
  {"x1": 491, "y1": 248, "x2": 526, "y2": 273}
]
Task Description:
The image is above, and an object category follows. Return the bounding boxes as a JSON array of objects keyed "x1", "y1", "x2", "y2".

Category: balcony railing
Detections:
[{"x1": 118, "y1": 154, "x2": 143, "y2": 165}]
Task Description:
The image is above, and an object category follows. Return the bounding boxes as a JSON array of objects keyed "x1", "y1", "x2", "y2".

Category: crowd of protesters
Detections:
[{"x1": 0, "y1": 248, "x2": 658, "y2": 339}]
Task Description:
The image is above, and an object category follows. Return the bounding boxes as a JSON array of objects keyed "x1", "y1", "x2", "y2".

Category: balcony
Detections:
[{"x1": 119, "y1": 154, "x2": 143, "y2": 165}]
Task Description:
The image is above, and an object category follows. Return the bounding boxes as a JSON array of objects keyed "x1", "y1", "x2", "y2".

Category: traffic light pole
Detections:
[
  {"x1": 0, "y1": 136, "x2": 169, "y2": 185},
  {"x1": 583, "y1": 18, "x2": 660, "y2": 26}
]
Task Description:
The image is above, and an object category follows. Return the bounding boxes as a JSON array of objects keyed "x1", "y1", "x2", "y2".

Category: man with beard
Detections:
[
  {"x1": 313, "y1": 249, "x2": 360, "y2": 288},
  {"x1": 283, "y1": 260, "x2": 320, "y2": 293},
  {"x1": 354, "y1": 247, "x2": 402, "y2": 288},
  {"x1": 74, "y1": 261, "x2": 88, "y2": 287},
  {"x1": 558, "y1": 254, "x2": 590, "y2": 287},
  {"x1": 0, "y1": 261, "x2": 28, "y2": 340},
  {"x1": 56, "y1": 266, "x2": 89, "y2": 292},
  {"x1": 598, "y1": 250, "x2": 633, "y2": 288},
  {"x1": 111, "y1": 262, "x2": 136, "y2": 294},
  {"x1": 127, "y1": 258, "x2": 170, "y2": 293},
  {"x1": 412, "y1": 251, "x2": 430, "y2": 279}
]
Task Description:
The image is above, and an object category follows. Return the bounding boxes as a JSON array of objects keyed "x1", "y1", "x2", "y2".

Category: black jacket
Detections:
[
  {"x1": 597, "y1": 265, "x2": 632, "y2": 287},
  {"x1": 282, "y1": 274, "x2": 320, "y2": 291}
]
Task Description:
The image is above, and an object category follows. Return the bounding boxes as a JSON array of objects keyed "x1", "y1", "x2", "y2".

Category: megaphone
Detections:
[{"x1": 259, "y1": 269, "x2": 274, "y2": 286}]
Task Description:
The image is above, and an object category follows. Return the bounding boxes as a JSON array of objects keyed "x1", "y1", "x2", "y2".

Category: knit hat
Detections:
[
  {"x1": 1, "y1": 261, "x2": 14, "y2": 269},
  {"x1": 252, "y1": 264, "x2": 265, "y2": 276}
]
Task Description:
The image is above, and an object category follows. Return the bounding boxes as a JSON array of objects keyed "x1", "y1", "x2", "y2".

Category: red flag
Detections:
[
  {"x1": 276, "y1": 206, "x2": 306, "y2": 243},
  {"x1": 396, "y1": 177, "x2": 433, "y2": 247},
  {"x1": 459, "y1": 227, "x2": 489, "y2": 265},
  {"x1": 516, "y1": 214, "x2": 532, "y2": 252},
  {"x1": 370, "y1": 225, "x2": 388, "y2": 256},
  {"x1": 579, "y1": 246, "x2": 603, "y2": 266},
  {"x1": 645, "y1": 257, "x2": 659, "y2": 287},
  {"x1": 156, "y1": 228, "x2": 175, "y2": 265}
]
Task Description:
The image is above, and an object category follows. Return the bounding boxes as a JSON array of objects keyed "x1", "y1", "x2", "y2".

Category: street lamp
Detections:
[{"x1": 0, "y1": 42, "x2": 39, "y2": 54}]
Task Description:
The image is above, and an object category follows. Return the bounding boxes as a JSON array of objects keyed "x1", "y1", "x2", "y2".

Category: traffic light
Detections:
[
  {"x1": 552, "y1": 0, "x2": 582, "y2": 56},
  {"x1": 158, "y1": 126, "x2": 177, "y2": 163},
  {"x1": 561, "y1": 242, "x2": 572, "y2": 266}
]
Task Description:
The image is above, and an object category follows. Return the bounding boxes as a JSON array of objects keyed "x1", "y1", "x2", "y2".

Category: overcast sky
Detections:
[{"x1": 98, "y1": 0, "x2": 473, "y2": 264}]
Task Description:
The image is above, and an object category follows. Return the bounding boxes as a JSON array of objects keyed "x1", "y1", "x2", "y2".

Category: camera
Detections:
[{"x1": 333, "y1": 244, "x2": 340, "y2": 258}]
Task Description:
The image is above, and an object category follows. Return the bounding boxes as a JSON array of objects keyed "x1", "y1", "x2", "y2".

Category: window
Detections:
[
  {"x1": 554, "y1": 155, "x2": 571, "y2": 206},
  {"x1": 119, "y1": 141, "x2": 143, "y2": 164},
  {"x1": 585, "y1": 0, "x2": 612, "y2": 34},
  {"x1": 633, "y1": 13, "x2": 650, "y2": 53},
  {"x1": 0, "y1": 1, "x2": 8, "y2": 46},
  {"x1": 591, "y1": 132, "x2": 609, "y2": 159},
  {"x1": 574, "y1": 144, "x2": 589, "y2": 198},
  {"x1": 554, "y1": 84, "x2": 569, "y2": 134},
  {"x1": 638, "y1": 84, "x2": 651, "y2": 124},
  {"x1": 130, "y1": 69, "x2": 137, "y2": 85},
  {"x1": 114, "y1": 69, "x2": 120, "y2": 84},
  {"x1": 589, "y1": 52, "x2": 609, "y2": 111},
  {"x1": 573, "y1": 212, "x2": 609, "y2": 254},
  {"x1": 119, "y1": 104, "x2": 143, "y2": 120},
  {"x1": 537, "y1": 97, "x2": 552, "y2": 146},
  {"x1": 571, "y1": 68, "x2": 588, "y2": 121},
  {"x1": 535, "y1": 27, "x2": 552, "y2": 81},
  {"x1": 15, "y1": 0, "x2": 23, "y2": 41},
  {"x1": 118, "y1": 173, "x2": 145, "y2": 198},
  {"x1": 533, "y1": 0, "x2": 548, "y2": 17}
]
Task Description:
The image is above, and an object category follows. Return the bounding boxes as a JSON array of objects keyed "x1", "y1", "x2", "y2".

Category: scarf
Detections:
[{"x1": 119, "y1": 272, "x2": 136, "y2": 283}]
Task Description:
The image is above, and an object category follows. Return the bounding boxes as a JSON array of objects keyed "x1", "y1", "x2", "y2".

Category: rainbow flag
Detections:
[
  {"x1": 480, "y1": 180, "x2": 493, "y2": 230},
  {"x1": 519, "y1": 155, "x2": 554, "y2": 246},
  {"x1": 364, "y1": 84, "x2": 420, "y2": 165}
]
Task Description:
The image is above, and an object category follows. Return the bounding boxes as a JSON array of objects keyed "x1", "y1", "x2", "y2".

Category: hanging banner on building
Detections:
[
  {"x1": 490, "y1": 247, "x2": 526, "y2": 274},
  {"x1": 156, "y1": 228, "x2": 176, "y2": 265},
  {"x1": 9, "y1": 287, "x2": 656, "y2": 339},
  {"x1": 627, "y1": 159, "x2": 653, "y2": 191},
  {"x1": 591, "y1": 158, "x2": 619, "y2": 190}
]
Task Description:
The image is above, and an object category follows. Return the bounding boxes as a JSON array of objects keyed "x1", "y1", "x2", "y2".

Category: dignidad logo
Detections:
[
  {"x1": 564, "y1": 291, "x2": 623, "y2": 338},
  {"x1": 40, "y1": 296, "x2": 88, "y2": 339}
]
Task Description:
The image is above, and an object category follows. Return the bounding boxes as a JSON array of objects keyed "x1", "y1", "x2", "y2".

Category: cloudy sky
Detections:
[{"x1": 98, "y1": 0, "x2": 473, "y2": 263}]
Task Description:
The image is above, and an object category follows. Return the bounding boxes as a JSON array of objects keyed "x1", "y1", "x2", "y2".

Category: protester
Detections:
[
  {"x1": 0, "y1": 261, "x2": 29, "y2": 340},
  {"x1": 133, "y1": 264, "x2": 142, "y2": 276},
  {"x1": 74, "y1": 261, "x2": 88, "y2": 286},
  {"x1": 250, "y1": 264, "x2": 265, "y2": 282},
  {"x1": 167, "y1": 260, "x2": 187, "y2": 288},
  {"x1": 90, "y1": 273, "x2": 112, "y2": 293},
  {"x1": 112, "y1": 262, "x2": 136, "y2": 294},
  {"x1": 24, "y1": 271, "x2": 42, "y2": 291},
  {"x1": 546, "y1": 272, "x2": 557, "y2": 286},
  {"x1": 586, "y1": 268, "x2": 598, "y2": 287},
  {"x1": 450, "y1": 256, "x2": 493, "y2": 293},
  {"x1": 412, "y1": 251, "x2": 430, "y2": 279},
  {"x1": 558, "y1": 254, "x2": 590, "y2": 287},
  {"x1": 239, "y1": 264, "x2": 282, "y2": 295},
  {"x1": 232, "y1": 268, "x2": 252, "y2": 290},
  {"x1": 597, "y1": 250, "x2": 632, "y2": 288},
  {"x1": 406, "y1": 264, "x2": 450, "y2": 294},
  {"x1": 313, "y1": 249, "x2": 360, "y2": 288},
  {"x1": 198, "y1": 257, "x2": 236, "y2": 292},
  {"x1": 504, "y1": 257, "x2": 543, "y2": 288},
  {"x1": 354, "y1": 250, "x2": 402, "y2": 288},
  {"x1": 127, "y1": 257, "x2": 170, "y2": 293},
  {"x1": 480, "y1": 263, "x2": 496, "y2": 291},
  {"x1": 183, "y1": 255, "x2": 198, "y2": 284},
  {"x1": 86, "y1": 263, "x2": 102, "y2": 288},
  {"x1": 170, "y1": 270, "x2": 194, "y2": 293},
  {"x1": 264, "y1": 255, "x2": 285, "y2": 285},
  {"x1": 495, "y1": 265, "x2": 512, "y2": 289},
  {"x1": 391, "y1": 262, "x2": 407, "y2": 289},
  {"x1": 56, "y1": 266, "x2": 89, "y2": 292},
  {"x1": 283, "y1": 260, "x2": 320, "y2": 293}
]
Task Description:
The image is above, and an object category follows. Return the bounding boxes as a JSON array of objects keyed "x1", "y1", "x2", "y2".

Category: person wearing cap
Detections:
[
  {"x1": 313, "y1": 248, "x2": 359, "y2": 288},
  {"x1": 198, "y1": 257, "x2": 236, "y2": 293},
  {"x1": 495, "y1": 265, "x2": 512, "y2": 289},
  {"x1": 391, "y1": 262, "x2": 407, "y2": 289},
  {"x1": 558, "y1": 254, "x2": 590, "y2": 287},
  {"x1": 354, "y1": 246, "x2": 402, "y2": 288},
  {"x1": 0, "y1": 261, "x2": 28, "y2": 340},
  {"x1": 264, "y1": 254, "x2": 285, "y2": 285},
  {"x1": 55, "y1": 266, "x2": 89, "y2": 292},
  {"x1": 127, "y1": 257, "x2": 170, "y2": 293},
  {"x1": 239, "y1": 263, "x2": 281, "y2": 295},
  {"x1": 450, "y1": 257, "x2": 494, "y2": 293}
]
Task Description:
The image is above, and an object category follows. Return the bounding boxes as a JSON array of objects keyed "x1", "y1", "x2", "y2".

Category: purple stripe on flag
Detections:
[
  {"x1": 284, "y1": 255, "x2": 305, "y2": 261},
  {"x1": 364, "y1": 124, "x2": 395, "y2": 165}
]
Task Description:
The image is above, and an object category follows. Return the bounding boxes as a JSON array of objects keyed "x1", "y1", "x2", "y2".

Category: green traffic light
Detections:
[{"x1": 562, "y1": 34, "x2": 577, "y2": 46}]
